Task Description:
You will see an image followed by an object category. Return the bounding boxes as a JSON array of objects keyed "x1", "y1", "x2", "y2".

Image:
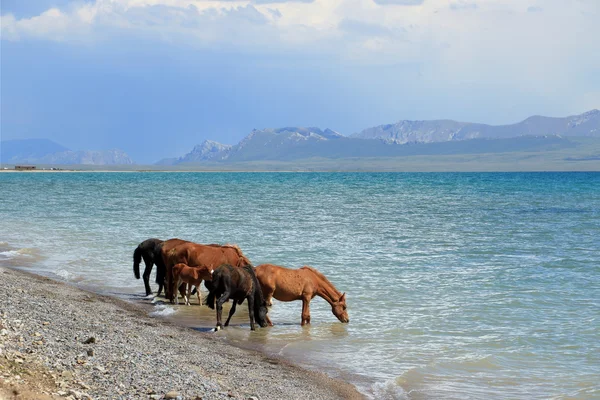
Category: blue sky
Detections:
[{"x1": 1, "y1": 0, "x2": 599, "y2": 163}]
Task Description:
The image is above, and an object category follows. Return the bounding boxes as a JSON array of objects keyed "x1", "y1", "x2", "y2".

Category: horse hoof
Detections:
[{"x1": 215, "y1": 326, "x2": 221, "y2": 332}]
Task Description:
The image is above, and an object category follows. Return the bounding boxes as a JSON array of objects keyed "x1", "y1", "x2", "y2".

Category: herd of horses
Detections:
[{"x1": 132, "y1": 238, "x2": 349, "y2": 331}]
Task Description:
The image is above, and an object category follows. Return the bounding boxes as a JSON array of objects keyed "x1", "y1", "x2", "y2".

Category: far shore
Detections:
[{"x1": 0, "y1": 267, "x2": 364, "y2": 400}]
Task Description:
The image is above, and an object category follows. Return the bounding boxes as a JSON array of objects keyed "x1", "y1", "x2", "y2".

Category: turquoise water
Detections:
[{"x1": 0, "y1": 172, "x2": 599, "y2": 399}]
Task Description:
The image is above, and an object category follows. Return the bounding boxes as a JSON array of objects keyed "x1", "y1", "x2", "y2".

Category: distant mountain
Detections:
[
  {"x1": 37, "y1": 149, "x2": 134, "y2": 165},
  {"x1": 162, "y1": 128, "x2": 344, "y2": 165},
  {"x1": 165, "y1": 111, "x2": 599, "y2": 164},
  {"x1": 0, "y1": 139, "x2": 134, "y2": 165},
  {"x1": 178, "y1": 140, "x2": 232, "y2": 163},
  {"x1": 351, "y1": 109, "x2": 600, "y2": 144},
  {"x1": 1, "y1": 139, "x2": 69, "y2": 162},
  {"x1": 225, "y1": 127, "x2": 343, "y2": 162}
]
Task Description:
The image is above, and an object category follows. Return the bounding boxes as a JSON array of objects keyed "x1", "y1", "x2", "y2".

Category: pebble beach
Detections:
[{"x1": 0, "y1": 266, "x2": 363, "y2": 400}]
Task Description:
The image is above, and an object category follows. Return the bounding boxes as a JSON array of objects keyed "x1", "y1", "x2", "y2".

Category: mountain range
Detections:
[
  {"x1": 0, "y1": 139, "x2": 134, "y2": 165},
  {"x1": 162, "y1": 109, "x2": 600, "y2": 165},
  {"x1": 1, "y1": 110, "x2": 599, "y2": 168}
]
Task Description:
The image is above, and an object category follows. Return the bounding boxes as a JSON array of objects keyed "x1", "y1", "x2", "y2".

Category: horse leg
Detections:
[
  {"x1": 224, "y1": 301, "x2": 237, "y2": 327},
  {"x1": 263, "y1": 287, "x2": 274, "y2": 308},
  {"x1": 178, "y1": 283, "x2": 187, "y2": 303},
  {"x1": 215, "y1": 291, "x2": 230, "y2": 331},
  {"x1": 142, "y1": 256, "x2": 153, "y2": 296},
  {"x1": 155, "y1": 258, "x2": 165, "y2": 297},
  {"x1": 168, "y1": 265, "x2": 175, "y2": 303},
  {"x1": 301, "y1": 296, "x2": 311, "y2": 326},
  {"x1": 246, "y1": 294, "x2": 257, "y2": 331},
  {"x1": 175, "y1": 277, "x2": 180, "y2": 305},
  {"x1": 266, "y1": 313, "x2": 273, "y2": 327},
  {"x1": 196, "y1": 283, "x2": 202, "y2": 306}
]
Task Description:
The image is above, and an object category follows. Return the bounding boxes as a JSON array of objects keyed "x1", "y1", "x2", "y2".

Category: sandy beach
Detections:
[{"x1": 0, "y1": 267, "x2": 363, "y2": 400}]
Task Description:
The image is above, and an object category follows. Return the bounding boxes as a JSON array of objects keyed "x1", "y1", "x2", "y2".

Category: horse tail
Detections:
[
  {"x1": 243, "y1": 265, "x2": 268, "y2": 327},
  {"x1": 133, "y1": 246, "x2": 142, "y2": 279}
]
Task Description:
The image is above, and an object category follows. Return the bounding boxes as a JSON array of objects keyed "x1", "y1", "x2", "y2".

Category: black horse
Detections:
[
  {"x1": 206, "y1": 264, "x2": 269, "y2": 331},
  {"x1": 133, "y1": 238, "x2": 165, "y2": 296}
]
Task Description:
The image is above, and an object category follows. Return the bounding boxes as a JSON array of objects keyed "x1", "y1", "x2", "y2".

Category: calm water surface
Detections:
[{"x1": 0, "y1": 172, "x2": 598, "y2": 399}]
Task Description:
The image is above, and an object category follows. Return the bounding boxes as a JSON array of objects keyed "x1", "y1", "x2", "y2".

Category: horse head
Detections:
[
  {"x1": 256, "y1": 300, "x2": 269, "y2": 328},
  {"x1": 332, "y1": 292, "x2": 349, "y2": 323}
]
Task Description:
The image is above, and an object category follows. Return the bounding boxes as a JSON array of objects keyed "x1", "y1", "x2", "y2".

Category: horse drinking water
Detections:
[
  {"x1": 206, "y1": 264, "x2": 268, "y2": 331},
  {"x1": 254, "y1": 264, "x2": 349, "y2": 326}
]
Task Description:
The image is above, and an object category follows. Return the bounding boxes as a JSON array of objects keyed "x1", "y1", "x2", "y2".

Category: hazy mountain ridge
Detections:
[
  {"x1": 351, "y1": 109, "x2": 600, "y2": 144},
  {"x1": 1, "y1": 139, "x2": 134, "y2": 165},
  {"x1": 167, "y1": 127, "x2": 344, "y2": 165},
  {"x1": 2, "y1": 110, "x2": 599, "y2": 167},
  {"x1": 169, "y1": 110, "x2": 599, "y2": 164}
]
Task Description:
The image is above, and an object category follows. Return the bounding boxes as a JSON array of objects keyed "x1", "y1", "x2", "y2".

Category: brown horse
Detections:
[
  {"x1": 163, "y1": 241, "x2": 252, "y2": 303},
  {"x1": 154, "y1": 238, "x2": 190, "y2": 298},
  {"x1": 172, "y1": 263, "x2": 212, "y2": 305},
  {"x1": 254, "y1": 264, "x2": 349, "y2": 326}
]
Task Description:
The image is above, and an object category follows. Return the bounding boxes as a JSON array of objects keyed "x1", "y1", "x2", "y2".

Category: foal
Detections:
[{"x1": 172, "y1": 263, "x2": 212, "y2": 306}]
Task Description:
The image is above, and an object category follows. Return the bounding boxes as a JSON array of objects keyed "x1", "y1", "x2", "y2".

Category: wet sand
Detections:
[{"x1": 0, "y1": 266, "x2": 364, "y2": 400}]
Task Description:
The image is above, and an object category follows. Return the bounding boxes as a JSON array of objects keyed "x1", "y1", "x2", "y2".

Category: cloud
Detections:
[
  {"x1": 450, "y1": 2, "x2": 477, "y2": 11},
  {"x1": 372, "y1": 0, "x2": 424, "y2": 5},
  {"x1": 338, "y1": 19, "x2": 392, "y2": 37},
  {"x1": 527, "y1": 6, "x2": 543, "y2": 13},
  {"x1": 1, "y1": 0, "x2": 598, "y2": 116},
  {"x1": 252, "y1": 0, "x2": 314, "y2": 4}
]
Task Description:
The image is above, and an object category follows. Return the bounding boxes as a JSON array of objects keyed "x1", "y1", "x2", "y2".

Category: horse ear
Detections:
[{"x1": 340, "y1": 292, "x2": 346, "y2": 302}]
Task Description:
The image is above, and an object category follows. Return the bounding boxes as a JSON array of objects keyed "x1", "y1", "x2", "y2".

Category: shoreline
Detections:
[{"x1": 0, "y1": 267, "x2": 364, "y2": 400}]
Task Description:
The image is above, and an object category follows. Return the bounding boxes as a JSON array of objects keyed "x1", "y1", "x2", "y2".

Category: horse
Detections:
[
  {"x1": 153, "y1": 238, "x2": 190, "y2": 297},
  {"x1": 162, "y1": 241, "x2": 252, "y2": 303},
  {"x1": 254, "y1": 264, "x2": 349, "y2": 326},
  {"x1": 133, "y1": 238, "x2": 164, "y2": 296},
  {"x1": 172, "y1": 263, "x2": 212, "y2": 306},
  {"x1": 206, "y1": 264, "x2": 268, "y2": 331}
]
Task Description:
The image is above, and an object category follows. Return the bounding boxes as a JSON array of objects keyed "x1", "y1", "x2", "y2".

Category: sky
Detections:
[{"x1": 1, "y1": 0, "x2": 599, "y2": 163}]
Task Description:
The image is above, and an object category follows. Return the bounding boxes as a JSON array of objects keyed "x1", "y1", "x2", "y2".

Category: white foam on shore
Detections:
[
  {"x1": 0, "y1": 250, "x2": 24, "y2": 259},
  {"x1": 150, "y1": 304, "x2": 176, "y2": 317},
  {"x1": 371, "y1": 379, "x2": 410, "y2": 400},
  {"x1": 55, "y1": 269, "x2": 75, "y2": 280}
]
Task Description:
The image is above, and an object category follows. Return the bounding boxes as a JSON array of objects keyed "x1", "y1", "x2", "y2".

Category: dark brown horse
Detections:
[
  {"x1": 133, "y1": 238, "x2": 164, "y2": 296},
  {"x1": 207, "y1": 264, "x2": 268, "y2": 331},
  {"x1": 162, "y1": 241, "x2": 252, "y2": 303}
]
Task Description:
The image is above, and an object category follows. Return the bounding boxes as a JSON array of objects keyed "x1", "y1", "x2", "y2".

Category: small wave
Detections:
[
  {"x1": 54, "y1": 269, "x2": 73, "y2": 280},
  {"x1": 0, "y1": 250, "x2": 25, "y2": 259},
  {"x1": 0, "y1": 247, "x2": 40, "y2": 259},
  {"x1": 0, "y1": 246, "x2": 45, "y2": 267},
  {"x1": 54, "y1": 269, "x2": 86, "y2": 282},
  {"x1": 372, "y1": 379, "x2": 409, "y2": 400},
  {"x1": 150, "y1": 304, "x2": 176, "y2": 317}
]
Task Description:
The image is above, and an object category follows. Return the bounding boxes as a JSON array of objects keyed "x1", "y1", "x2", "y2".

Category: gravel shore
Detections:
[{"x1": 0, "y1": 267, "x2": 363, "y2": 400}]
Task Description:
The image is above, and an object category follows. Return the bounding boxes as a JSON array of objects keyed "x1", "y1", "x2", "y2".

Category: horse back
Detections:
[{"x1": 256, "y1": 264, "x2": 314, "y2": 300}]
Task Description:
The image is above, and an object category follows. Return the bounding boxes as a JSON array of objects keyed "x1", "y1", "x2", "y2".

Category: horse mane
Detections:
[
  {"x1": 242, "y1": 264, "x2": 268, "y2": 326},
  {"x1": 223, "y1": 243, "x2": 252, "y2": 267},
  {"x1": 300, "y1": 266, "x2": 342, "y2": 297}
]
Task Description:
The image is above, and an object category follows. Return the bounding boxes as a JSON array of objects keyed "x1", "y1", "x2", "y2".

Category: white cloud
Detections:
[{"x1": 1, "y1": 0, "x2": 598, "y2": 93}]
